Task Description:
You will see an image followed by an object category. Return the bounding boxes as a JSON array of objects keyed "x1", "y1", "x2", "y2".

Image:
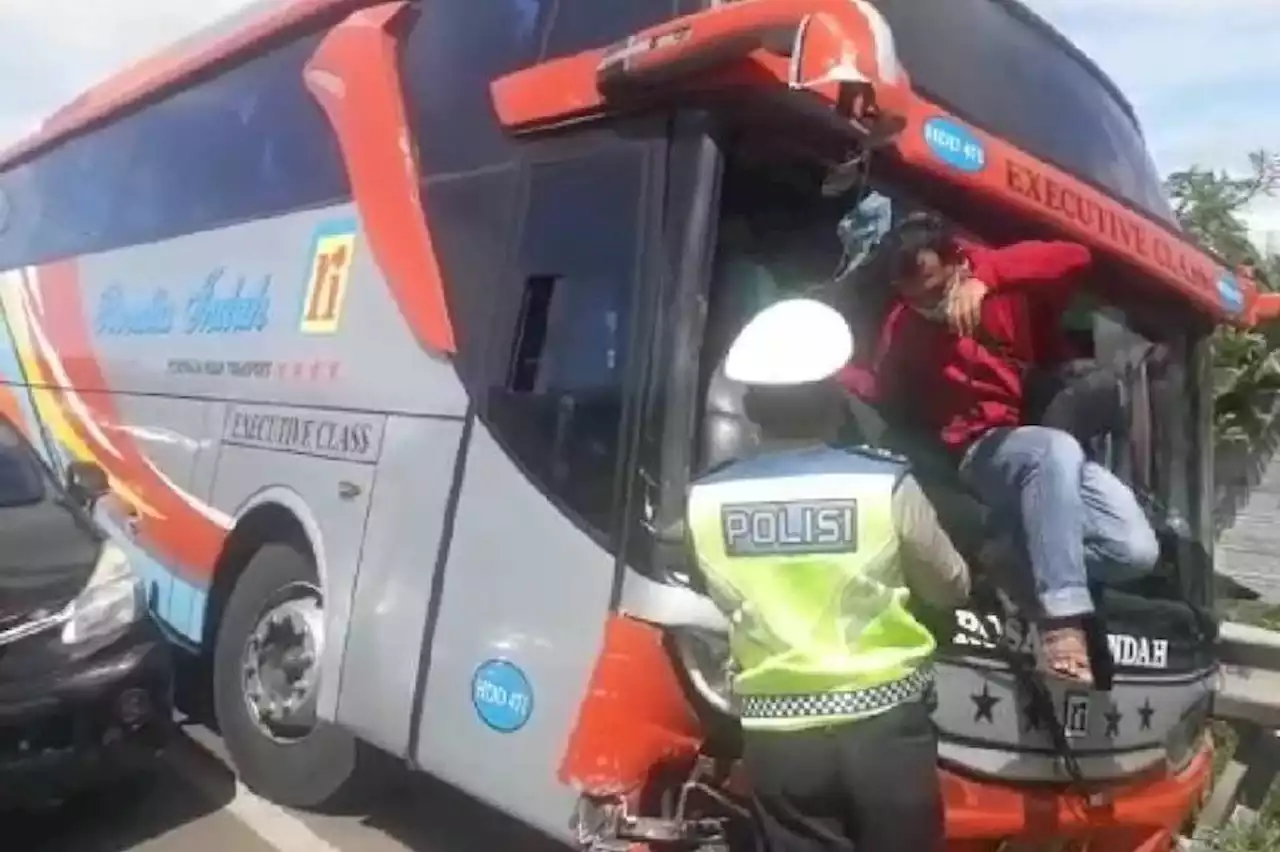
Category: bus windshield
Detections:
[{"x1": 705, "y1": 159, "x2": 1215, "y2": 608}]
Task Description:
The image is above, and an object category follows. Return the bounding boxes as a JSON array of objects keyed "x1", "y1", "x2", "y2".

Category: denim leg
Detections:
[
  {"x1": 1081, "y1": 461, "x2": 1160, "y2": 583},
  {"x1": 959, "y1": 426, "x2": 1094, "y2": 619}
]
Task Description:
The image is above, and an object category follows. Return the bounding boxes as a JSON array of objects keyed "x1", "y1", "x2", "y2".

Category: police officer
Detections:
[{"x1": 686, "y1": 298, "x2": 969, "y2": 852}]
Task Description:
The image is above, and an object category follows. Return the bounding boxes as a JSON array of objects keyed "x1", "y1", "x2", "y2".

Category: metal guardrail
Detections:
[{"x1": 1184, "y1": 622, "x2": 1280, "y2": 848}]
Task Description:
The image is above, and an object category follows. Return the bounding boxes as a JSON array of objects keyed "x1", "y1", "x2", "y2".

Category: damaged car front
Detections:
[{"x1": 0, "y1": 420, "x2": 172, "y2": 807}]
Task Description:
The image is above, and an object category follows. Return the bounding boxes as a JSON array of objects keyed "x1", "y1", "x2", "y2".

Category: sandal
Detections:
[{"x1": 1038, "y1": 624, "x2": 1095, "y2": 689}]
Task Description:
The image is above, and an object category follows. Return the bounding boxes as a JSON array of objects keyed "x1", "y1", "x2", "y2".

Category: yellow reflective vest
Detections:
[{"x1": 687, "y1": 446, "x2": 936, "y2": 731}]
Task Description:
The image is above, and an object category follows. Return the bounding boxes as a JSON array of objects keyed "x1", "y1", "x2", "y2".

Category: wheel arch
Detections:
[{"x1": 202, "y1": 486, "x2": 330, "y2": 652}]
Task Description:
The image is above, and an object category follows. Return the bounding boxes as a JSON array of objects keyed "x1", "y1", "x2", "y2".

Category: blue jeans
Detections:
[{"x1": 958, "y1": 426, "x2": 1159, "y2": 619}]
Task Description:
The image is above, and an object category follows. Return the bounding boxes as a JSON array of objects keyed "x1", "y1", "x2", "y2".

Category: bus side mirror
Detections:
[{"x1": 66, "y1": 460, "x2": 109, "y2": 506}]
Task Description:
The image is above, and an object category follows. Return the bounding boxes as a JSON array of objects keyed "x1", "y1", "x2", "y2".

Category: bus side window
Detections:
[
  {"x1": 486, "y1": 147, "x2": 648, "y2": 545},
  {"x1": 541, "y1": 0, "x2": 677, "y2": 59}
]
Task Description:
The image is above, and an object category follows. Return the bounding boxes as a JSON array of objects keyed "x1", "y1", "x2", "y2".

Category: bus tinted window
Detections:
[
  {"x1": 877, "y1": 0, "x2": 1172, "y2": 222},
  {"x1": 541, "y1": 0, "x2": 679, "y2": 59},
  {"x1": 486, "y1": 147, "x2": 648, "y2": 543},
  {"x1": 0, "y1": 34, "x2": 346, "y2": 268},
  {"x1": 404, "y1": 0, "x2": 546, "y2": 175}
]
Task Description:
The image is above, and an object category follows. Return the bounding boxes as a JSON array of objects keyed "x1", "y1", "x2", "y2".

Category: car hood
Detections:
[{"x1": 0, "y1": 499, "x2": 100, "y2": 625}]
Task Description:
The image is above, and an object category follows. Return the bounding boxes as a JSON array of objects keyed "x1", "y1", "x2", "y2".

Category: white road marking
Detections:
[{"x1": 166, "y1": 734, "x2": 345, "y2": 852}]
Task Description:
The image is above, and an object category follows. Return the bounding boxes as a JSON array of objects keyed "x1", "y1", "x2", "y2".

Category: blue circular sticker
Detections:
[
  {"x1": 1218, "y1": 273, "x2": 1244, "y2": 314},
  {"x1": 471, "y1": 659, "x2": 534, "y2": 733},
  {"x1": 923, "y1": 116, "x2": 987, "y2": 174}
]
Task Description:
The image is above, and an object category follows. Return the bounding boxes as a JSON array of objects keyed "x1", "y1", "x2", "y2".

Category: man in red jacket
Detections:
[{"x1": 838, "y1": 214, "x2": 1158, "y2": 686}]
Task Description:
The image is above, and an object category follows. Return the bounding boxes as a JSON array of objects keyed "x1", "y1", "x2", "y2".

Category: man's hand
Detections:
[{"x1": 945, "y1": 276, "x2": 990, "y2": 336}]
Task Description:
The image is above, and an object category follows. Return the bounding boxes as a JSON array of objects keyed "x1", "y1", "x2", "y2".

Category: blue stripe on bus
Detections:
[
  {"x1": 0, "y1": 314, "x2": 56, "y2": 467},
  {"x1": 97, "y1": 514, "x2": 208, "y2": 643},
  {"x1": 0, "y1": 310, "x2": 207, "y2": 643}
]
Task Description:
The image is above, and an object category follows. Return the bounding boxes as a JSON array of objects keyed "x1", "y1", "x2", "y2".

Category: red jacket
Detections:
[{"x1": 837, "y1": 240, "x2": 1093, "y2": 452}]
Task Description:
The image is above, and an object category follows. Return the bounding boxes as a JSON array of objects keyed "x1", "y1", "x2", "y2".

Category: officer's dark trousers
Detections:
[{"x1": 742, "y1": 700, "x2": 944, "y2": 852}]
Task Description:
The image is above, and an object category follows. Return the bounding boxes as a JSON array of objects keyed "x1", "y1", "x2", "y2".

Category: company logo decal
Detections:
[
  {"x1": 471, "y1": 658, "x2": 534, "y2": 734},
  {"x1": 300, "y1": 219, "x2": 358, "y2": 335},
  {"x1": 1218, "y1": 272, "x2": 1244, "y2": 314},
  {"x1": 952, "y1": 609, "x2": 1171, "y2": 669},
  {"x1": 923, "y1": 116, "x2": 987, "y2": 174},
  {"x1": 94, "y1": 268, "x2": 272, "y2": 337},
  {"x1": 1063, "y1": 691, "x2": 1091, "y2": 739}
]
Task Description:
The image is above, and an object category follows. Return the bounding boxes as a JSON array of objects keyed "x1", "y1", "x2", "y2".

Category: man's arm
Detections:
[
  {"x1": 969, "y1": 240, "x2": 1092, "y2": 293},
  {"x1": 834, "y1": 302, "x2": 909, "y2": 403},
  {"x1": 836, "y1": 363, "x2": 879, "y2": 400},
  {"x1": 891, "y1": 474, "x2": 971, "y2": 608}
]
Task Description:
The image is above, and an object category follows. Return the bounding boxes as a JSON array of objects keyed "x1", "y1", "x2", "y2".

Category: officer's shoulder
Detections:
[{"x1": 695, "y1": 446, "x2": 908, "y2": 486}]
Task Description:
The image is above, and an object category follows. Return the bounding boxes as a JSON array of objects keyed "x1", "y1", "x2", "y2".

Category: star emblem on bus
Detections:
[
  {"x1": 1020, "y1": 695, "x2": 1044, "y2": 733},
  {"x1": 1104, "y1": 705, "x2": 1123, "y2": 737},
  {"x1": 971, "y1": 683, "x2": 1000, "y2": 724},
  {"x1": 1138, "y1": 699, "x2": 1155, "y2": 731}
]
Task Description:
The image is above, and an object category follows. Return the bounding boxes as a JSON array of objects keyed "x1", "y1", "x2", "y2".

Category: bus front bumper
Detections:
[{"x1": 940, "y1": 736, "x2": 1215, "y2": 850}]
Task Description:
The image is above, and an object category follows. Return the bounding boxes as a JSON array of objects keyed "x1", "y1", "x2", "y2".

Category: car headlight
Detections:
[{"x1": 61, "y1": 543, "x2": 143, "y2": 645}]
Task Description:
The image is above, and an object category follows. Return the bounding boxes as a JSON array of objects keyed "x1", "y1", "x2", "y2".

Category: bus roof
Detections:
[
  {"x1": 0, "y1": 0, "x2": 1257, "y2": 323},
  {"x1": 4, "y1": 0, "x2": 1143, "y2": 174},
  {"x1": 492, "y1": 0, "x2": 1257, "y2": 323},
  {"x1": 0, "y1": 0, "x2": 371, "y2": 171},
  {"x1": 990, "y1": 0, "x2": 1140, "y2": 135}
]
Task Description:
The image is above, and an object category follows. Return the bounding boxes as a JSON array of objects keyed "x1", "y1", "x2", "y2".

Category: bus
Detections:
[{"x1": 0, "y1": 0, "x2": 1262, "y2": 848}]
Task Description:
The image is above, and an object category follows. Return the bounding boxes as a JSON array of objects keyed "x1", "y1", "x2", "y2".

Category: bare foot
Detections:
[{"x1": 1039, "y1": 624, "x2": 1095, "y2": 688}]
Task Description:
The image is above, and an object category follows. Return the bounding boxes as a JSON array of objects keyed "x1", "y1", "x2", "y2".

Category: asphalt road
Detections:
[{"x1": 15, "y1": 721, "x2": 572, "y2": 852}]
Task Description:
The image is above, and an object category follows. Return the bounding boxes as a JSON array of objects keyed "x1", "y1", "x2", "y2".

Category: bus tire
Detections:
[{"x1": 212, "y1": 541, "x2": 388, "y2": 810}]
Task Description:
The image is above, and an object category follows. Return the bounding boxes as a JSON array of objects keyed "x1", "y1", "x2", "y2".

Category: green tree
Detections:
[
  {"x1": 1166, "y1": 150, "x2": 1280, "y2": 275},
  {"x1": 1164, "y1": 150, "x2": 1280, "y2": 446},
  {"x1": 1169, "y1": 153, "x2": 1280, "y2": 852}
]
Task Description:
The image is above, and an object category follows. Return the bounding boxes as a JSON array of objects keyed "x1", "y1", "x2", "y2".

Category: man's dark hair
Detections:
[
  {"x1": 743, "y1": 382, "x2": 848, "y2": 442},
  {"x1": 881, "y1": 212, "x2": 960, "y2": 281}
]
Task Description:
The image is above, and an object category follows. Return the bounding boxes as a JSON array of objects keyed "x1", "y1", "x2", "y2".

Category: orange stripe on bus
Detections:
[{"x1": 304, "y1": 2, "x2": 457, "y2": 356}]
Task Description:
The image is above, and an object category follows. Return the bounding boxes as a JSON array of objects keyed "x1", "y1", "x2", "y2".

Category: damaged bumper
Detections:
[{"x1": 0, "y1": 618, "x2": 173, "y2": 806}]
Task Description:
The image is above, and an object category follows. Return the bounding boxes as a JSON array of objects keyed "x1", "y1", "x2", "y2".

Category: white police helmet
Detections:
[{"x1": 723, "y1": 298, "x2": 854, "y2": 386}]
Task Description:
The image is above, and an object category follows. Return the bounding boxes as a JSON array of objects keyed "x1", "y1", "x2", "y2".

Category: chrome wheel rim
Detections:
[{"x1": 241, "y1": 582, "x2": 324, "y2": 743}]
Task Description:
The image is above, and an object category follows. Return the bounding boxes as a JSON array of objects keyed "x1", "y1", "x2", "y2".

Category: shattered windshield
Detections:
[{"x1": 710, "y1": 174, "x2": 1215, "y2": 607}]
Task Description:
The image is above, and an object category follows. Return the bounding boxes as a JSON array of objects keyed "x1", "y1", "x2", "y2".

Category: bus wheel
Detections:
[{"x1": 213, "y1": 542, "x2": 384, "y2": 810}]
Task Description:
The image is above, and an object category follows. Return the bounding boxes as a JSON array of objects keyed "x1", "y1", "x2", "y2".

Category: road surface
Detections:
[{"x1": 16, "y1": 721, "x2": 571, "y2": 852}]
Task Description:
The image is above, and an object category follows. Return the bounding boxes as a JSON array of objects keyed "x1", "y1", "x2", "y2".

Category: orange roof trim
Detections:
[{"x1": 491, "y1": 0, "x2": 1258, "y2": 327}]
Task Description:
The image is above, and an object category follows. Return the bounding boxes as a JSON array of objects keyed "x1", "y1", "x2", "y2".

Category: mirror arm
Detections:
[{"x1": 490, "y1": 0, "x2": 911, "y2": 147}]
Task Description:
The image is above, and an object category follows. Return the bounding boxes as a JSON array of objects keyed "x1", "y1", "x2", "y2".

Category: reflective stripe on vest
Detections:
[
  {"x1": 738, "y1": 666, "x2": 934, "y2": 722},
  {"x1": 687, "y1": 446, "x2": 936, "y2": 731}
]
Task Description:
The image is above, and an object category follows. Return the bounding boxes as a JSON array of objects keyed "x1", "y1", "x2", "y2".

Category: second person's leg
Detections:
[
  {"x1": 959, "y1": 426, "x2": 1093, "y2": 619},
  {"x1": 1081, "y1": 461, "x2": 1160, "y2": 582},
  {"x1": 959, "y1": 426, "x2": 1095, "y2": 683}
]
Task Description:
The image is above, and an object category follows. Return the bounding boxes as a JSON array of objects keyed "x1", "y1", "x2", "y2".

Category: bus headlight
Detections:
[{"x1": 61, "y1": 543, "x2": 143, "y2": 645}]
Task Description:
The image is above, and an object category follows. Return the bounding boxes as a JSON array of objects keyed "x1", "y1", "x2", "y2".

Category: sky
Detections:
[
  {"x1": 1023, "y1": 0, "x2": 1280, "y2": 247},
  {"x1": 0, "y1": 0, "x2": 1277, "y2": 243}
]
